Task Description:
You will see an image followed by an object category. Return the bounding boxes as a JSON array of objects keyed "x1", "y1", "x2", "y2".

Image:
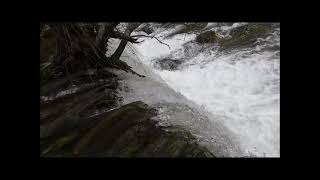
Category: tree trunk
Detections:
[
  {"x1": 95, "y1": 23, "x2": 119, "y2": 54},
  {"x1": 110, "y1": 23, "x2": 141, "y2": 61}
]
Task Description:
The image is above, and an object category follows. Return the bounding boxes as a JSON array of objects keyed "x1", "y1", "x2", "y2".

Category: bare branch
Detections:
[
  {"x1": 110, "y1": 23, "x2": 142, "y2": 61},
  {"x1": 109, "y1": 31, "x2": 141, "y2": 43},
  {"x1": 131, "y1": 34, "x2": 171, "y2": 49},
  {"x1": 109, "y1": 23, "x2": 143, "y2": 43}
]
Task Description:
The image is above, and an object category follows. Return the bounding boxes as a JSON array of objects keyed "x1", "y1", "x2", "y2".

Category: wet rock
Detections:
[
  {"x1": 40, "y1": 66, "x2": 214, "y2": 157},
  {"x1": 195, "y1": 31, "x2": 217, "y2": 44},
  {"x1": 155, "y1": 58, "x2": 183, "y2": 71},
  {"x1": 219, "y1": 23, "x2": 272, "y2": 50},
  {"x1": 40, "y1": 69, "x2": 119, "y2": 139},
  {"x1": 41, "y1": 101, "x2": 214, "y2": 157},
  {"x1": 165, "y1": 23, "x2": 208, "y2": 38},
  {"x1": 139, "y1": 24, "x2": 153, "y2": 34}
]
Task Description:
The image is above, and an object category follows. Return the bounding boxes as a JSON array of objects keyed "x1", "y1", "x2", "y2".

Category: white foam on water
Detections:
[
  {"x1": 114, "y1": 67, "x2": 244, "y2": 157},
  {"x1": 126, "y1": 23, "x2": 280, "y2": 157},
  {"x1": 158, "y1": 52, "x2": 279, "y2": 157}
]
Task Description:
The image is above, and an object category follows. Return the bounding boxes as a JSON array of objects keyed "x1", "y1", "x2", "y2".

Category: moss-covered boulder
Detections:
[
  {"x1": 219, "y1": 23, "x2": 272, "y2": 50},
  {"x1": 195, "y1": 31, "x2": 217, "y2": 44},
  {"x1": 41, "y1": 100, "x2": 214, "y2": 157}
]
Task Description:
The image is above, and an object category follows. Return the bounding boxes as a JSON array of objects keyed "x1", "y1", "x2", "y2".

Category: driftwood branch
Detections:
[
  {"x1": 110, "y1": 23, "x2": 142, "y2": 61},
  {"x1": 131, "y1": 34, "x2": 171, "y2": 49}
]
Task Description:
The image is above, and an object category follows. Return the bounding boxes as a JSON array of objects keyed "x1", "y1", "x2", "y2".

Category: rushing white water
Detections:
[{"x1": 118, "y1": 23, "x2": 280, "y2": 157}]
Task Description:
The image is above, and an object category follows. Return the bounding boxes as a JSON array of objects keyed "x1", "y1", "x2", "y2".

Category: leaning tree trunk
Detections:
[
  {"x1": 110, "y1": 23, "x2": 141, "y2": 61},
  {"x1": 95, "y1": 23, "x2": 119, "y2": 55}
]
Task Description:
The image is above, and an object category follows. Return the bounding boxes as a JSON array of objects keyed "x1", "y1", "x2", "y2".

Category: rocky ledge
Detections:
[{"x1": 40, "y1": 69, "x2": 214, "y2": 157}]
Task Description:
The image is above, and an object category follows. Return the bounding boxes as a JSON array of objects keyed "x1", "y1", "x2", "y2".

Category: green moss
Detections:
[
  {"x1": 154, "y1": 127, "x2": 206, "y2": 157},
  {"x1": 167, "y1": 138, "x2": 186, "y2": 155},
  {"x1": 195, "y1": 31, "x2": 217, "y2": 44},
  {"x1": 219, "y1": 23, "x2": 272, "y2": 50},
  {"x1": 70, "y1": 101, "x2": 153, "y2": 155},
  {"x1": 120, "y1": 144, "x2": 141, "y2": 157},
  {"x1": 41, "y1": 101, "x2": 215, "y2": 157},
  {"x1": 41, "y1": 132, "x2": 79, "y2": 156}
]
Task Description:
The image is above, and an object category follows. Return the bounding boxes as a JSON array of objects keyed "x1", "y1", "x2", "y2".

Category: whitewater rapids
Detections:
[{"x1": 112, "y1": 23, "x2": 280, "y2": 157}]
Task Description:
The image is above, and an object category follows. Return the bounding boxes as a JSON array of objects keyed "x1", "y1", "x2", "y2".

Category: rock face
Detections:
[{"x1": 40, "y1": 69, "x2": 214, "y2": 157}]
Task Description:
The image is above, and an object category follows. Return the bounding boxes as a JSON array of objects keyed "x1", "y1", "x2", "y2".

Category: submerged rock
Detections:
[{"x1": 154, "y1": 58, "x2": 183, "y2": 71}]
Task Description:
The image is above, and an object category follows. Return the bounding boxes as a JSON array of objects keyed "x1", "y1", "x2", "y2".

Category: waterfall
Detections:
[{"x1": 116, "y1": 23, "x2": 280, "y2": 157}]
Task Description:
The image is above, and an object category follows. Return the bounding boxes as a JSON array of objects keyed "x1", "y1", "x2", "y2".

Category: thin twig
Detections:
[{"x1": 131, "y1": 34, "x2": 171, "y2": 49}]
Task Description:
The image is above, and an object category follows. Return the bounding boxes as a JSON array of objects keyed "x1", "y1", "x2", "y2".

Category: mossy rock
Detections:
[
  {"x1": 40, "y1": 101, "x2": 215, "y2": 157},
  {"x1": 195, "y1": 31, "x2": 217, "y2": 44},
  {"x1": 219, "y1": 23, "x2": 272, "y2": 50},
  {"x1": 41, "y1": 131, "x2": 80, "y2": 156}
]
